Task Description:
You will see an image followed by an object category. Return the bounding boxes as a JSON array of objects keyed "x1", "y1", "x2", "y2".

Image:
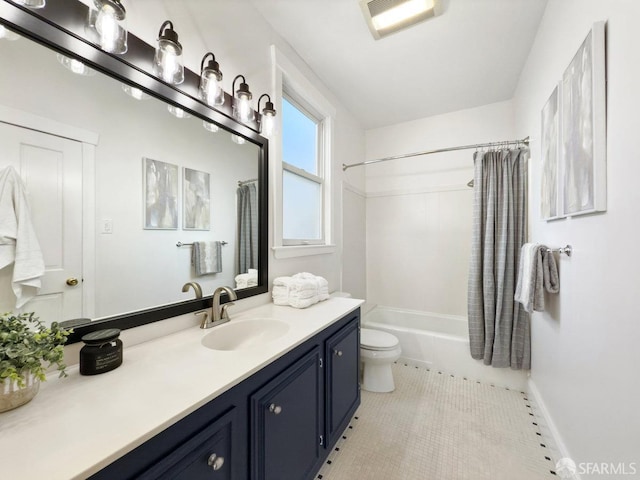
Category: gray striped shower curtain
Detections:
[{"x1": 467, "y1": 149, "x2": 530, "y2": 370}]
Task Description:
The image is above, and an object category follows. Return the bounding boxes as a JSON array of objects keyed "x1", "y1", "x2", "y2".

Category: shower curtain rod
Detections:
[{"x1": 342, "y1": 136, "x2": 530, "y2": 171}]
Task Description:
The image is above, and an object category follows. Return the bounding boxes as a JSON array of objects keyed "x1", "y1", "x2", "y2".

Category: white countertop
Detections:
[{"x1": 0, "y1": 298, "x2": 363, "y2": 480}]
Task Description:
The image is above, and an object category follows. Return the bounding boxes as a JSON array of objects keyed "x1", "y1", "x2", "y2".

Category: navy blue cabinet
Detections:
[
  {"x1": 91, "y1": 308, "x2": 360, "y2": 480},
  {"x1": 325, "y1": 317, "x2": 360, "y2": 448},
  {"x1": 251, "y1": 348, "x2": 323, "y2": 480},
  {"x1": 138, "y1": 408, "x2": 236, "y2": 480}
]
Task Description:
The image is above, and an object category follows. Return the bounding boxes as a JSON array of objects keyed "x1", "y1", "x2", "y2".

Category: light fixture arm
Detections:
[
  {"x1": 257, "y1": 93, "x2": 271, "y2": 113},
  {"x1": 200, "y1": 52, "x2": 216, "y2": 74},
  {"x1": 232, "y1": 74, "x2": 246, "y2": 98},
  {"x1": 158, "y1": 20, "x2": 174, "y2": 38}
]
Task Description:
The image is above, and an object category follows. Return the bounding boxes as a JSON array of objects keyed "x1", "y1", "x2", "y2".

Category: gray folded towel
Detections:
[
  {"x1": 515, "y1": 243, "x2": 560, "y2": 313},
  {"x1": 192, "y1": 241, "x2": 222, "y2": 276},
  {"x1": 542, "y1": 248, "x2": 559, "y2": 293}
]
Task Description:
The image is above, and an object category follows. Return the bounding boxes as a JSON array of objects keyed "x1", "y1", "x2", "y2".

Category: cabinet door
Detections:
[
  {"x1": 251, "y1": 348, "x2": 323, "y2": 480},
  {"x1": 137, "y1": 408, "x2": 236, "y2": 480},
  {"x1": 325, "y1": 317, "x2": 360, "y2": 448}
]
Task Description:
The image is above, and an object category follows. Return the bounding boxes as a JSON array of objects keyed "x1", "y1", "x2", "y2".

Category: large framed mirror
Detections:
[{"x1": 0, "y1": 0, "x2": 268, "y2": 343}]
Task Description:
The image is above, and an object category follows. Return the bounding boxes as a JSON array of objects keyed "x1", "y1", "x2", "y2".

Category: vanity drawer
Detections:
[{"x1": 137, "y1": 408, "x2": 236, "y2": 480}]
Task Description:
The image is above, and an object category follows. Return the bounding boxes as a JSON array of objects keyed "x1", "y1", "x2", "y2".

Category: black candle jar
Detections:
[{"x1": 80, "y1": 328, "x2": 123, "y2": 376}]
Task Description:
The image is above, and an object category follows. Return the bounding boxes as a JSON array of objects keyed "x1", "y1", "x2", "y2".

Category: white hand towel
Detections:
[
  {"x1": 0, "y1": 166, "x2": 45, "y2": 308},
  {"x1": 515, "y1": 243, "x2": 545, "y2": 313}
]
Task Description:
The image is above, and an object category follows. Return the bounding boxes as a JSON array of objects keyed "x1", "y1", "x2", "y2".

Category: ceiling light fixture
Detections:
[
  {"x1": 257, "y1": 94, "x2": 277, "y2": 138},
  {"x1": 360, "y1": 0, "x2": 440, "y2": 40},
  {"x1": 232, "y1": 75, "x2": 253, "y2": 123},
  {"x1": 199, "y1": 52, "x2": 224, "y2": 107},
  {"x1": 153, "y1": 20, "x2": 184, "y2": 85},
  {"x1": 90, "y1": 0, "x2": 127, "y2": 54}
]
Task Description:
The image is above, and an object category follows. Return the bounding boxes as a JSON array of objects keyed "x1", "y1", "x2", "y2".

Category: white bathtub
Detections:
[{"x1": 364, "y1": 306, "x2": 528, "y2": 391}]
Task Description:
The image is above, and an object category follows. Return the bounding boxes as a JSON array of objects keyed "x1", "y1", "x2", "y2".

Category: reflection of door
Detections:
[{"x1": 0, "y1": 122, "x2": 83, "y2": 324}]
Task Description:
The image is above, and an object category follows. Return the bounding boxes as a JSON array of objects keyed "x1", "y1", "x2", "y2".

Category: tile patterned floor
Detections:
[{"x1": 317, "y1": 363, "x2": 556, "y2": 480}]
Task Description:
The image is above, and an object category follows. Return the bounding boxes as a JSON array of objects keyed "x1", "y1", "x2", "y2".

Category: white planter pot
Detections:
[{"x1": 0, "y1": 373, "x2": 40, "y2": 413}]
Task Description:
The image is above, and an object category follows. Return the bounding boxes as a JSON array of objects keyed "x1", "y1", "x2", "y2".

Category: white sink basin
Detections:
[{"x1": 201, "y1": 319, "x2": 290, "y2": 351}]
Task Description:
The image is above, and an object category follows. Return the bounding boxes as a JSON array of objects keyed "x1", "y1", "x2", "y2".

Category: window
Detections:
[
  {"x1": 281, "y1": 94, "x2": 325, "y2": 245},
  {"x1": 272, "y1": 45, "x2": 336, "y2": 258}
]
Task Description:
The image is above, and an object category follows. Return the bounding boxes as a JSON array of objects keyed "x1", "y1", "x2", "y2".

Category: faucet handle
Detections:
[
  {"x1": 195, "y1": 310, "x2": 210, "y2": 329},
  {"x1": 220, "y1": 302, "x2": 235, "y2": 321}
]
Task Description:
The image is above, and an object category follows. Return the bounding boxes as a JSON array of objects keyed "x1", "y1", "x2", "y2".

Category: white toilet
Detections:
[{"x1": 360, "y1": 328, "x2": 402, "y2": 393}]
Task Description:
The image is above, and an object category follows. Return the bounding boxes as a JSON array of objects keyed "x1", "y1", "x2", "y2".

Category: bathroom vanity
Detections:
[{"x1": 0, "y1": 298, "x2": 362, "y2": 480}]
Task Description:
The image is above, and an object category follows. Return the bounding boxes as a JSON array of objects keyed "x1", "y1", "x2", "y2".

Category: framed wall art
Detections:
[
  {"x1": 143, "y1": 157, "x2": 179, "y2": 229},
  {"x1": 183, "y1": 167, "x2": 211, "y2": 230},
  {"x1": 560, "y1": 21, "x2": 607, "y2": 216},
  {"x1": 541, "y1": 84, "x2": 562, "y2": 220}
]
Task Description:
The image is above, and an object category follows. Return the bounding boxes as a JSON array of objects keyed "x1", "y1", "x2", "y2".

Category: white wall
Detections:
[
  {"x1": 513, "y1": 0, "x2": 640, "y2": 468},
  {"x1": 364, "y1": 101, "x2": 515, "y2": 315}
]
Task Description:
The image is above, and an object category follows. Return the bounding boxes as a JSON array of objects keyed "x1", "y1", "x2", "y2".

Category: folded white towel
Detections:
[
  {"x1": 235, "y1": 269, "x2": 259, "y2": 289},
  {"x1": 0, "y1": 166, "x2": 45, "y2": 308},
  {"x1": 272, "y1": 273, "x2": 330, "y2": 308},
  {"x1": 289, "y1": 294, "x2": 319, "y2": 309}
]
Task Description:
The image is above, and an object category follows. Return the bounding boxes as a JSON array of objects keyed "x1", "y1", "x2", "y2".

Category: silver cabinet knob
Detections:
[
  {"x1": 269, "y1": 403, "x2": 282, "y2": 415},
  {"x1": 334, "y1": 349, "x2": 343, "y2": 357},
  {"x1": 207, "y1": 453, "x2": 225, "y2": 470}
]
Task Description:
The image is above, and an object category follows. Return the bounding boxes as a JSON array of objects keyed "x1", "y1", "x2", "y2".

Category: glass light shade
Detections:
[
  {"x1": 154, "y1": 40, "x2": 183, "y2": 85},
  {"x1": 92, "y1": 0, "x2": 127, "y2": 54},
  {"x1": 231, "y1": 134, "x2": 246, "y2": 145},
  {"x1": 200, "y1": 70, "x2": 224, "y2": 106},
  {"x1": 260, "y1": 112, "x2": 277, "y2": 138},
  {"x1": 0, "y1": 26, "x2": 20, "y2": 41},
  {"x1": 56, "y1": 53, "x2": 95, "y2": 76},
  {"x1": 203, "y1": 121, "x2": 219, "y2": 133},
  {"x1": 167, "y1": 105, "x2": 191, "y2": 119},
  {"x1": 14, "y1": 0, "x2": 45, "y2": 9},
  {"x1": 121, "y1": 84, "x2": 149, "y2": 100},
  {"x1": 233, "y1": 94, "x2": 253, "y2": 123}
]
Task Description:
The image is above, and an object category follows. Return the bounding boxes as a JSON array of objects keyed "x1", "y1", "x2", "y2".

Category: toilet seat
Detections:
[{"x1": 361, "y1": 328, "x2": 399, "y2": 351}]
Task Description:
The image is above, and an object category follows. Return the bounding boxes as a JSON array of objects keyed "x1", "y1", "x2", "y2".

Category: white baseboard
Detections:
[{"x1": 527, "y1": 378, "x2": 580, "y2": 479}]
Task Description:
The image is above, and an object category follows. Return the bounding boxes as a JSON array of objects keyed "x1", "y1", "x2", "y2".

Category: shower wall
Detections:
[{"x1": 364, "y1": 101, "x2": 515, "y2": 316}]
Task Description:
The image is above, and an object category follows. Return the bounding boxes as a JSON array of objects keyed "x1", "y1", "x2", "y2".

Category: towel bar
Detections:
[
  {"x1": 546, "y1": 245, "x2": 572, "y2": 256},
  {"x1": 177, "y1": 241, "x2": 228, "y2": 247}
]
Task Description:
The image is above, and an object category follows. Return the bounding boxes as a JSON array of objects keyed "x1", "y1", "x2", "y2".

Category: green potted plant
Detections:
[{"x1": 0, "y1": 312, "x2": 71, "y2": 413}]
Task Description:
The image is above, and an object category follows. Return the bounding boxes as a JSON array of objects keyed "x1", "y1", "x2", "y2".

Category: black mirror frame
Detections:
[{"x1": 0, "y1": 0, "x2": 269, "y2": 343}]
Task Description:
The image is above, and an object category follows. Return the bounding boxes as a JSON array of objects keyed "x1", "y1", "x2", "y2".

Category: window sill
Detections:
[{"x1": 272, "y1": 244, "x2": 337, "y2": 259}]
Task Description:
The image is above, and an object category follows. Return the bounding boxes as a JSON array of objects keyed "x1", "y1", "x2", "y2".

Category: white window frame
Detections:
[{"x1": 271, "y1": 45, "x2": 336, "y2": 259}]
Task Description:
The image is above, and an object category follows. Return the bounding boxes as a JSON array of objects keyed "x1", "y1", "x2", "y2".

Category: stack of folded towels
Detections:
[
  {"x1": 235, "y1": 269, "x2": 258, "y2": 289},
  {"x1": 272, "y1": 272, "x2": 330, "y2": 309}
]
